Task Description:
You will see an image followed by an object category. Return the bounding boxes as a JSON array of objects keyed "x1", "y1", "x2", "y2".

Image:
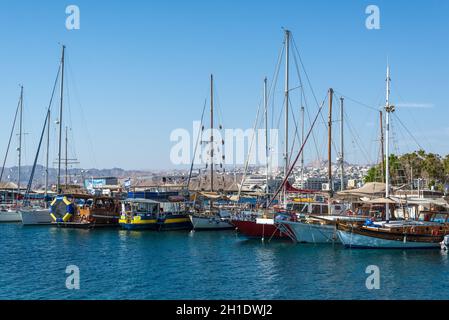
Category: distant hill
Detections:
[{"x1": 0, "y1": 165, "x2": 154, "y2": 188}]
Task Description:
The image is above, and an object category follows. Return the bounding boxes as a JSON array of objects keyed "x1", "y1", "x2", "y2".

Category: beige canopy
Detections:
[
  {"x1": 337, "y1": 182, "x2": 386, "y2": 198},
  {"x1": 364, "y1": 197, "x2": 398, "y2": 204}
]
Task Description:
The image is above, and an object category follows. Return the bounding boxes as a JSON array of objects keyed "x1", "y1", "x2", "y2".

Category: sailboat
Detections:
[
  {"x1": 189, "y1": 75, "x2": 235, "y2": 231},
  {"x1": 0, "y1": 86, "x2": 25, "y2": 223},
  {"x1": 336, "y1": 66, "x2": 449, "y2": 249},
  {"x1": 277, "y1": 89, "x2": 368, "y2": 244},
  {"x1": 231, "y1": 30, "x2": 295, "y2": 240},
  {"x1": 20, "y1": 46, "x2": 66, "y2": 225}
]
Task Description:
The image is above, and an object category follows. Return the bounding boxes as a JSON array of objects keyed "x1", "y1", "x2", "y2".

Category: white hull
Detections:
[
  {"x1": 281, "y1": 220, "x2": 338, "y2": 243},
  {"x1": 190, "y1": 215, "x2": 235, "y2": 230},
  {"x1": 337, "y1": 229, "x2": 441, "y2": 249},
  {"x1": 0, "y1": 210, "x2": 21, "y2": 222},
  {"x1": 20, "y1": 209, "x2": 52, "y2": 225}
]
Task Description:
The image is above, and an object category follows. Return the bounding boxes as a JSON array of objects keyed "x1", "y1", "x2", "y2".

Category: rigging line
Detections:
[
  {"x1": 303, "y1": 91, "x2": 327, "y2": 164},
  {"x1": 392, "y1": 112, "x2": 424, "y2": 151},
  {"x1": 291, "y1": 37, "x2": 321, "y2": 109},
  {"x1": 391, "y1": 82, "x2": 433, "y2": 151},
  {"x1": 237, "y1": 99, "x2": 264, "y2": 199},
  {"x1": 24, "y1": 64, "x2": 61, "y2": 197},
  {"x1": 287, "y1": 96, "x2": 303, "y2": 166},
  {"x1": 269, "y1": 39, "x2": 285, "y2": 131},
  {"x1": 187, "y1": 99, "x2": 207, "y2": 190},
  {"x1": 269, "y1": 97, "x2": 326, "y2": 207},
  {"x1": 291, "y1": 38, "x2": 332, "y2": 160},
  {"x1": 66, "y1": 55, "x2": 98, "y2": 169},
  {"x1": 0, "y1": 92, "x2": 21, "y2": 183},
  {"x1": 343, "y1": 109, "x2": 372, "y2": 164},
  {"x1": 333, "y1": 90, "x2": 379, "y2": 112}
]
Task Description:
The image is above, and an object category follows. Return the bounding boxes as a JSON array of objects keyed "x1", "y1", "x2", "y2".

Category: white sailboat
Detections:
[
  {"x1": 20, "y1": 46, "x2": 66, "y2": 226},
  {"x1": 0, "y1": 86, "x2": 24, "y2": 223},
  {"x1": 188, "y1": 75, "x2": 235, "y2": 231}
]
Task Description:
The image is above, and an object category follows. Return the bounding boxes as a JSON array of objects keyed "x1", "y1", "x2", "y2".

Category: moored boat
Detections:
[
  {"x1": 20, "y1": 208, "x2": 52, "y2": 225},
  {"x1": 0, "y1": 208, "x2": 21, "y2": 223},
  {"x1": 190, "y1": 210, "x2": 235, "y2": 231},
  {"x1": 336, "y1": 215, "x2": 449, "y2": 249},
  {"x1": 50, "y1": 194, "x2": 121, "y2": 228},
  {"x1": 119, "y1": 198, "x2": 192, "y2": 231}
]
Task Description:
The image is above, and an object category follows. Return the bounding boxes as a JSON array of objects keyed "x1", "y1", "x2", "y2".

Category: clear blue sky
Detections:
[{"x1": 0, "y1": 0, "x2": 448, "y2": 170}]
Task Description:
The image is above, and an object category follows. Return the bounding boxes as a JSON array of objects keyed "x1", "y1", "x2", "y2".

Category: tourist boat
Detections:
[
  {"x1": 337, "y1": 211, "x2": 449, "y2": 249},
  {"x1": 335, "y1": 66, "x2": 449, "y2": 249},
  {"x1": 119, "y1": 198, "x2": 192, "y2": 231},
  {"x1": 50, "y1": 194, "x2": 121, "y2": 228}
]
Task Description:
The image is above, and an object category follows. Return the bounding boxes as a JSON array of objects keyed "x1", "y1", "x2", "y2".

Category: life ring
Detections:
[{"x1": 50, "y1": 196, "x2": 75, "y2": 222}]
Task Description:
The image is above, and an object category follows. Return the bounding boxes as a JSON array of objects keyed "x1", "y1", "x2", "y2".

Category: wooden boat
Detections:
[
  {"x1": 337, "y1": 212, "x2": 449, "y2": 249},
  {"x1": 51, "y1": 194, "x2": 121, "y2": 228}
]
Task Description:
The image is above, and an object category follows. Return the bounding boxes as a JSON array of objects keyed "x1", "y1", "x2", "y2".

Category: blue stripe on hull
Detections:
[{"x1": 121, "y1": 223, "x2": 158, "y2": 230}]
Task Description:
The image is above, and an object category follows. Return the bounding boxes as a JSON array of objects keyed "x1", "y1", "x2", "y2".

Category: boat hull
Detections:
[
  {"x1": 281, "y1": 220, "x2": 338, "y2": 243},
  {"x1": 337, "y1": 228, "x2": 443, "y2": 249},
  {"x1": 190, "y1": 215, "x2": 235, "y2": 231},
  {"x1": 231, "y1": 219, "x2": 287, "y2": 239},
  {"x1": 0, "y1": 211, "x2": 21, "y2": 223},
  {"x1": 20, "y1": 209, "x2": 52, "y2": 225},
  {"x1": 120, "y1": 215, "x2": 192, "y2": 231}
]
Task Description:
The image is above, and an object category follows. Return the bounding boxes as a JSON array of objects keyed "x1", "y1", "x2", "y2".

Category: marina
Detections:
[{"x1": 0, "y1": 1, "x2": 448, "y2": 303}]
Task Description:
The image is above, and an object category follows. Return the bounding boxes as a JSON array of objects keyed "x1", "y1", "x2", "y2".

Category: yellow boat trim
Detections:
[{"x1": 163, "y1": 218, "x2": 190, "y2": 224}]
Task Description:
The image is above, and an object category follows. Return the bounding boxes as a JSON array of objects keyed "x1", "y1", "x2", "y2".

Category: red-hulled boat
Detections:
[{"x1": 231, "y1": 210, "x2": 294, "y2": 240}]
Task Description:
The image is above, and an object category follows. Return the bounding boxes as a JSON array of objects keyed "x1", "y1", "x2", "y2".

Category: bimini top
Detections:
[{"x1": 123, "y1": 198, "x2": 160, "y2": 204}]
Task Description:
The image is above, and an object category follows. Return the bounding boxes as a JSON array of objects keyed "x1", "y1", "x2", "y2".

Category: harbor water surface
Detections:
[{"x1": 1, "y1": 223, "x2": 449, "y2": 300}]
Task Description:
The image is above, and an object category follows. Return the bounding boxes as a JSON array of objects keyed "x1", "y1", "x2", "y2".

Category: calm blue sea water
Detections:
[{"x1": 0, "y1": 223, "x2": 448, "y2": 300}]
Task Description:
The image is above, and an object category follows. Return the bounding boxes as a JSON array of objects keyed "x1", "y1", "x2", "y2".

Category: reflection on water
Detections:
[{"x1": 1, "y1": 224, "x2": 449, "y2": 300}]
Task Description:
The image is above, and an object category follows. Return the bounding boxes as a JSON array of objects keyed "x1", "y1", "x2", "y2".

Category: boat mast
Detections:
[
  {"x1": 210, "y1": 74, "x2": 214, "y2": 193},
  {"x1": 57, "y1": 45, "x2": 65, "y2": 194},
  {"x1": 300, "y1": 103, "x2": 305, "y2": 181},
  {"x1": 65, "y1": 126, "x2": 68, "y2": 189},
  {"x1": 379, "y1": 110, "x2": 385, "y2": 183},
  {"x1": 328, "y1": 88, "x2": 333, "y2": 197},
  {"x1": 339, "y1": 97, "x2": 344, "y2": 191},
  {"x1": 45, "y1": 109, "x2": 50, "y2": 206},
  {"x1": 264, "y1": 77, "x2": 269, "y2": 206},
  {"x1": 17, "y1": 85, "x2": 23, "y2": 205},
  {"x1": 283, "y1": 29, "x2": 290, "y2": 207},
  {"x1": 385, "y1": 65, "x2": 393, "y2": 222}
]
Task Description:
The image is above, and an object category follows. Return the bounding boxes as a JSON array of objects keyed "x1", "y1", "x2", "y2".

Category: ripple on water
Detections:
[{"x1": 1, "y1": 224, "x2": 448, "y2": 299}]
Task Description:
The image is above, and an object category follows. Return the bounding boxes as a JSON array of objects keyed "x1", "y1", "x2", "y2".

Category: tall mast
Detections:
[
  {"x1": 17, "y1": 85, "x2": 23, "y2": 205},
  {"x1": 339, "y1": 97, "x2": 344, "y2": 191},
  {"x1": 328, "y1": 88, "x2": 333, "y2": 196},
  {"x1": 385, "y1": 65, "x2": 393, "y2": 221},
  {"x1": 283, "y1": 29, "x2": 290, "y2": 206},
  {"x1": 45, "y1": 109, "x2": 50, "y2": 205},
  {"x1": 264, "y1": 77, "x2": 269, "y2": 206},
  {"x1": 300, "y1": 103, "x2": 305, "y2": 181},
  {"x1": 65, "y1": 126, "x2": 68, "y2": 189},
  {"x1": 379, "y1": 110, "x2": 385, "y2": 183},
  {"x1": 57, "y1": 45, "x2": 65, "y2": 193},
  {"x1": 210, "y1": 74, "x2": 214, "y2": 194}
]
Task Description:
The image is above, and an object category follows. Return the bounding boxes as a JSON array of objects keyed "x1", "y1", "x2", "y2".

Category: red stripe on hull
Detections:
[{"x1": 231, "y1": 220, "x2": 287, "y2": 239}]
